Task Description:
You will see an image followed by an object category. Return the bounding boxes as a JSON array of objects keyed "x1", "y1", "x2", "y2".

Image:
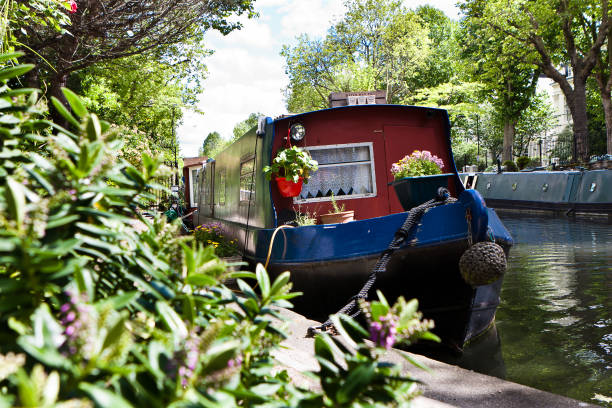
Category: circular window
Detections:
[
  {"x1": 512, "y1": 182, "x2": 518, "y2": 191},
  {"x1": 542, "y1": 183, "x2": 549, "y2": 192},
  {"x1": 590, "y1": 182, "x2": 597, "y2": 192},
  {"x1": 486, "y1": 182, "x2": 492, "y2": 190}
]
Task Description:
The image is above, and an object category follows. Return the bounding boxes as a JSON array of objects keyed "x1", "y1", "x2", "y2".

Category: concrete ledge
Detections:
[{"x1": 273, "y1": 308, "x2": 599, "y2": 408}]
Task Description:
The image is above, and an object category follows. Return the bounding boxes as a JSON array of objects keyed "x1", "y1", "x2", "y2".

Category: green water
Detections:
[{"x1": 493, "y1": 213, "x2": 611, "y2": 405}]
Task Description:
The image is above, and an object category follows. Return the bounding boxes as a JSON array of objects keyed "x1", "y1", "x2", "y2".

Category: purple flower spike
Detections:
[
  {"x1": 65, "y1": 325, "x2": 75, "y2": 336},
  {"x1": 60, "y1": 303, "x2": 71, "y2": 313}
]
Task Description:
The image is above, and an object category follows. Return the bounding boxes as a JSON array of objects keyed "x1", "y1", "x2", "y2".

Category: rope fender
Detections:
[{"x1": 307, "y1": 187, "x2": 455, "y2": 337}]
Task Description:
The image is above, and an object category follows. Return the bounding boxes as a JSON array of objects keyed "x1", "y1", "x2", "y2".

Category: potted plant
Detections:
[
  {"x1": 263, "y1": 146, "x2": 318, "y2": 197},
  {"x1": 390, "y1": 150, "x2": 453, "y2": 210},
  {"x1": 320, "y1": 193, "x2": 355, "y2": 224}
]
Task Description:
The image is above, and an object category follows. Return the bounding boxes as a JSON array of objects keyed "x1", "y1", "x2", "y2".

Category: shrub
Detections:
[
  {"x1": 516, "y1": 156, "x2": 530, "y2": 170},
  {"x1": 503, "y1": 160, "x2": 518, "y2": 172}
]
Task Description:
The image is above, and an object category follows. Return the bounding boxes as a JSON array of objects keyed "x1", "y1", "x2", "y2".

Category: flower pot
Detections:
[
  {"x1": 275, "y1": 176, "x2": 304, "y2": 197},
  {"x1": 391, "y1": 173, "x2": 453, "y2": 210},
  {"x1": 320, "y1": 210, "x2": 355, "y2": 224}
]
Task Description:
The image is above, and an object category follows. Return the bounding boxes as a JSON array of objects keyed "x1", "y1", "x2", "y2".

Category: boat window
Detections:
[
  {"x1": 216, "y1": 170, "x2": 226, "y2": 205},
  {"x1": 296, "y1": 142, "x2": 376, "y2": 202},
  {"x1": 240, "y1": 156, "x2": 255, "y2": 203}
]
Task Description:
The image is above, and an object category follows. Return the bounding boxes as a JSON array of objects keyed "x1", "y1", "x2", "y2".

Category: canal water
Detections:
[{"x1": 460, "y1": 212, "x2": 612, "y2": 405}]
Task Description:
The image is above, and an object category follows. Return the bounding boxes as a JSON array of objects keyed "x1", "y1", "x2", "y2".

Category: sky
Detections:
[{"x1": 177, "y1": 0, "x2": 462, "y2": 157}]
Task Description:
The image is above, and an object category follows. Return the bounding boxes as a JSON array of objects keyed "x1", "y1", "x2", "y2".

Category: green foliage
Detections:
[
  {"x1": 263, "y1": 146, "x2": 319, "y2": 184},
  {"x1": 503, "y1": 160, "x2": 518, "y2": 172},
  {"x1": 282, "y1": 0, "x2": 433, "y2": 111},
  {"x1": 0, "y1": 53, "x2": 435, "y2": 407},
  {"x1": 200, "y1": 131, "x2": 223, "y2": 158},
  {"x1": 301, "y1": 292, "x2": 437, "y2": 407},
  {"x1": 516, "y1": 156, "x2": 530, "y2": 170},
  {"x1": 232, "y1": 113, "x2": 262, "y2": 141},
  {"x1": 329, "y1": 193, "x2": 345, "y2": 214}
]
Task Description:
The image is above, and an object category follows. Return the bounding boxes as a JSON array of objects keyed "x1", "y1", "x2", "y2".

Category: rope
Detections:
[
  {"x1": 264, "y1": 225, "x2": 294, "y2": 269},
  {"x1": 307, "y1": 187, "x2": 455, "y2": 337}
]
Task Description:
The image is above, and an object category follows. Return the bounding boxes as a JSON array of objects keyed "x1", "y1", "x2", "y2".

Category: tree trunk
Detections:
[
  {"x1": 502, "y1": 120, "x2": 515, "y2": 162},
  {"x1": 569, "y1": 81, "x2": 590, "y2": 162},
  {"x1": 599, "y1": 87, "x2": 612, "y2": 155}
]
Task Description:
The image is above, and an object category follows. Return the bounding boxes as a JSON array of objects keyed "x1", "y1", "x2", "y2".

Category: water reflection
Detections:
[{"x1": 487, "y1": 213, "x2": 611, "y2": 405}]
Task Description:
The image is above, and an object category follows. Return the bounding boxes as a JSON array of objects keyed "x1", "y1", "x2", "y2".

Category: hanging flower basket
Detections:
[
  {"x1": 391, "y1": 173, "x2": 454, "y2": 210},
  {"x1": 275, "y1": 176, "x2": 303, "y2": 197}
]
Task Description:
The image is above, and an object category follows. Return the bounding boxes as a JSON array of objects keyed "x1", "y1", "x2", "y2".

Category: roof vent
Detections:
[{"x1": 328, "y1": 91, "x2": 387, "y2": 108}]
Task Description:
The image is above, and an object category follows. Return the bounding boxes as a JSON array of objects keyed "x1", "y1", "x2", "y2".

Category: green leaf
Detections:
[
  {"x1": 6, "y1": 177, "x2": 26, "y2": 227},
  {"x1": 75, "y1": 268, "x2": 94, "y2": 301},
  {"x1": 255, "y1": 263, "x2": 270, "y2": 299},
  {"x1": 85, "y1": 113, "x2": 102, "y2": 142},
  {"x1": 61, "y1": 88, "x2": 87, "y2": 118},
  {"x1": 156, "y1": 301, "x2": 187, "y2": 341},
  {"x1": 331, "y1": 314, "x2": 369, "y2": 348},
  {"x1": 79, "y1": 383, "x2": 134, "y2": 408},
  {"x1": 0, "y1": 52, "x2": 24, "y2": 64},
  {"x1": 269, "y1": 270, "x2": 290, "y2": 297},
  {"x1": 0, "y1": 64, "x2": 34, "y2": 81},
  {"x1": 397, "y1": 350, "x2": 431, "y2": 372},
  {"x1": 102, "y1": 314, "x2": 128, "y2": 351},
  {"x1": 186, "y1": 273, "x2": 217, "y2": 287},
  {"x1": 97, "y1": 291, "x2": 139, "y2": 310},
  {"x1": 335, "y1": 363, "x2": 375, "y2": 404},
  {"x1": 50, "y1": 97, "x2": 80, "y2": 128}
]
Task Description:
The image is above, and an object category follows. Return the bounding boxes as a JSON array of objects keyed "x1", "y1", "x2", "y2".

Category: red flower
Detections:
[{"x1": 68, "y1": 0, "x2": 77, "y2": 13}]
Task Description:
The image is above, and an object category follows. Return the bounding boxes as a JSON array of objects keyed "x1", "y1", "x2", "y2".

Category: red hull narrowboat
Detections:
[{"x1": 195, "y1": 104, "x2": 513, "y2": 349}]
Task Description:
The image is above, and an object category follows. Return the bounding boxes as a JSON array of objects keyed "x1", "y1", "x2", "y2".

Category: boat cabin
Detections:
[{"x1": 195, "y1": 104, "x2": 462, "y2": 254}]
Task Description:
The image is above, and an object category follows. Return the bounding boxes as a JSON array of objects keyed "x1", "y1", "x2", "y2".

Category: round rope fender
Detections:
[{"x1": 459, "y1": 241, "x2": 507, "y2": 286}]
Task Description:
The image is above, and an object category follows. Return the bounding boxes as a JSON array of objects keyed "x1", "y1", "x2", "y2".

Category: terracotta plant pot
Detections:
[
  {"x1": 275, "y1": 176, "x2": 303, "y2": 197},
  {"x1": 320, "y1": 210, "x2": 355, "y2": 224}
]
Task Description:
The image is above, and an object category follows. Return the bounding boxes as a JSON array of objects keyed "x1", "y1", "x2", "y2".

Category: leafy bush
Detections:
[
  {"x1": 502, "y1": 160, "x2": 518, "y2": 172},
  {"x1": 0, "y1": 53, "x2": 436, "y2": 407},
  {"x1": 516, "y1": 156, "x2": 530, "y2": 170}
]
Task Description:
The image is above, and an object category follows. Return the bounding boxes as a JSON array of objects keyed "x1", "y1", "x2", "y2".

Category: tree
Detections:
[
  {"x1": 200, "y1": 131, "x2": 222, "y2": 157},
  {"x1": 462, "y1": 0, "x2": 610, "y2": 162},
  {"x1": 460, "y1": 1, "x2": 542, "y2": 161},
  {"x1": 512, "y1": 93, "x2": 557, "y2": 157},
  {"x1": 232, "y1": 112, "x2": 262, "y2": 140},
  {"x1": 282, "y1": 0, "x2": 431, "y2": 112},
  {"x1": 16, "y1": 0, "x2": 254, "y2": 121}
]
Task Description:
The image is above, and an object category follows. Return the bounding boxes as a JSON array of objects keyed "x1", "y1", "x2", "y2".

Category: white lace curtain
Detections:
[{"x1": 299, "y1": 145, "x2": 374, "y2": 200}]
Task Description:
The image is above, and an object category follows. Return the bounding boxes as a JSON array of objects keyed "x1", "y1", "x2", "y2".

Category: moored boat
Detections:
[{"x1": 195, "y1": 102, "x2": 513, "y2": 349}]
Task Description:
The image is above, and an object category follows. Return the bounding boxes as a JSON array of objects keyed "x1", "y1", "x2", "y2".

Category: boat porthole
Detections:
[
  {"x1": 486, "y1": 182, "x2": 491, "y2": 190},
  {"x1": 590, "y1": 182, "x2": 597, "y2": 192},
  {"x1": 512, "y1": 182, "x2": 518, "y2": 191},
  {"x1": 542, "y1": 183, "x2": 549, "y2": 192}
]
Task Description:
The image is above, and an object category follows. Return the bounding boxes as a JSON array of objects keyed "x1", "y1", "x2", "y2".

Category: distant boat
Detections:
[
  {"x1": 195, "y1": 103, "x2": 513, "y2": 349},
  {"x1": 464, "y1": 170, "x2": 612, "y2": 215}
]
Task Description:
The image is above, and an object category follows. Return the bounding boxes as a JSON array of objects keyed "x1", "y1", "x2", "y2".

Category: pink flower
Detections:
[{"x1": 67, "y1": 0, "x2": 77, "y2": 13}]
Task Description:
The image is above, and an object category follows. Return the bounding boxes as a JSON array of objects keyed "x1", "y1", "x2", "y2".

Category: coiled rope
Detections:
[{"x1": 307, "y1": 187, "x2": 455, "y2": 336}]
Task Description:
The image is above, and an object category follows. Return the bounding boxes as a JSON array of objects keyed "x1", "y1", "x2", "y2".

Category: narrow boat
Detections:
[{"x1": 195, "y1": 103, "x2": 513, "y2": 349}]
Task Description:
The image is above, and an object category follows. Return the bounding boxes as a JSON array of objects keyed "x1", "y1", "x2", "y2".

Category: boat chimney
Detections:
[{"x1": 328, "y1": 91, "x2": 387, "y2": 108}]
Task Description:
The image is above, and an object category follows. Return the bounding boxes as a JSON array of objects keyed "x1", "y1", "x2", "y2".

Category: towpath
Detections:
[{"x1": 272, "y1": 308, "x2": 599, "y2": 408}]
